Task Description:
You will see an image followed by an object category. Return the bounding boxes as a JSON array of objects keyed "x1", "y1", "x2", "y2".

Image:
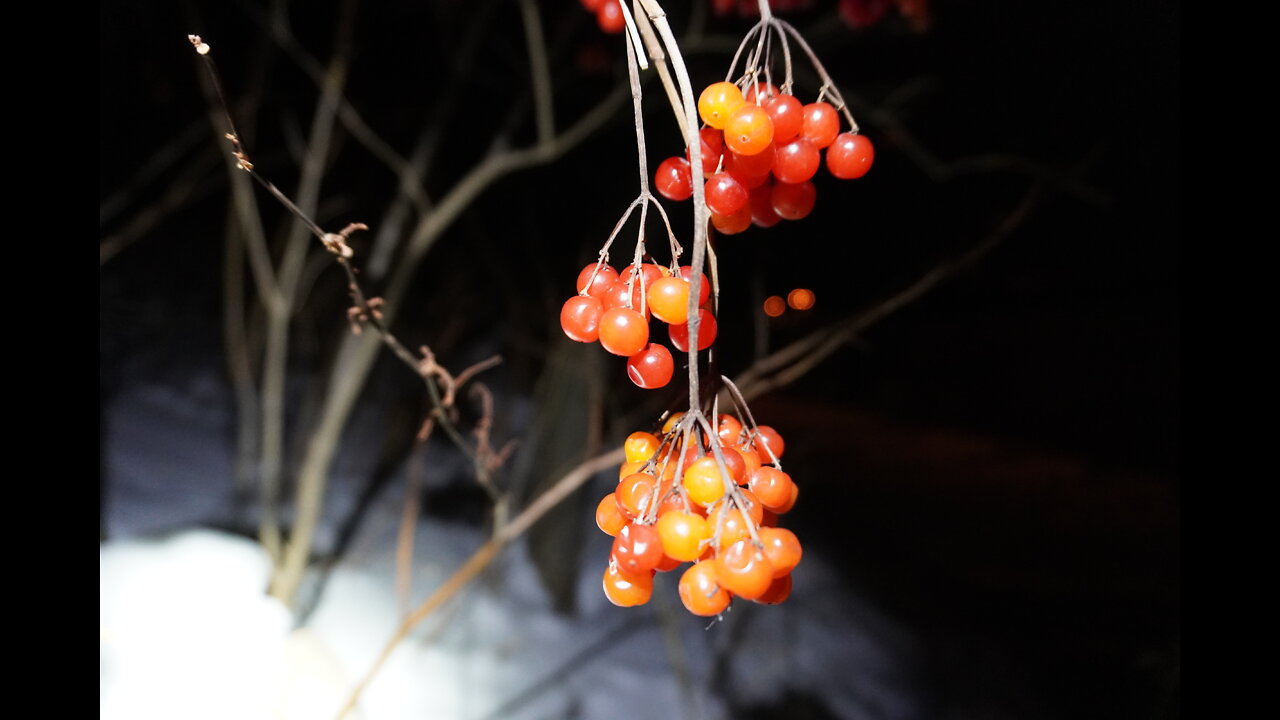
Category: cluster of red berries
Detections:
[
  {"x1": 597, "y1": 413, "x2": 801, "y2": 615},
  {"x1": 654, "y1": 81, "x2": 874, "y2": 234},
  {"x1": 560, "y1": 261, "x2": 715, "y2": 389},
  {"x1": 579, "y1": 0, "x2": 626, "y2": 34}
]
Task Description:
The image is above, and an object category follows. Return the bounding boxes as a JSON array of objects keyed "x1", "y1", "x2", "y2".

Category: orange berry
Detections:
[
  {"x1": 758, "y1": 526, "x2": 802, "y2": 577},
  {"x1": 698, "y1": 82, "x2": 746, "y2": 129},
  {"x1": 657, "y1": 510, "x2": 711, "y2": 562},
  {"x1": 714, "y1": 539, "x2": 775, "y2": 600},
  {"x1": 752, "y1": 573, "x2": 793, "y2": 605},
  {"x1": 616, "y1": 472, "x2": 658, "y2": 518},
  {"x1": 596, "y1": 493, "x2": 627, "y2": 536},
  {"x1": 748, "y1": 466, "x2": 794, "y2": 509},
  {"x1": 603, "y1": 561, "x2": 653, "y2": 607},
  {"x1": 618, "y1": 460, "x2": 645, "y2": 480},
  {"x1": 624, "y1": 431, "x2": 661, "y2": 464},
  {"x1": 678, "y1": 560, "x2": 731, "y2": 616},
  {"x1": 682, "y1": 456, "x2": 727, "y2": 507}
]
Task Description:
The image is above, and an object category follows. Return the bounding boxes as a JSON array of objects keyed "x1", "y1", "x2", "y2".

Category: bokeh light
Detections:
[
  {"x1": 763, "y1": 295, "x2": 785, "y2": 317},
  {"x1": 787, "y1": 288, "x2": 815, "y2": 310}
]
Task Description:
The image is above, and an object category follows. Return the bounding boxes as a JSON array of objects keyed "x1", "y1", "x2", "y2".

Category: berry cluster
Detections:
[
  {"x1": 560, "y1": 261, "x2": 714, "y2": 389},
  {"x1": 597, "y1": 413, "x2": 801, "y2": 615},
  {"x1": 654, "y1": 81, "x2": 874, "y2": 234}
]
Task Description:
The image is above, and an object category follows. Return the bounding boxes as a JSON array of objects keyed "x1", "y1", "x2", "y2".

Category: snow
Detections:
[{"x1": 101, "y1": 367, "x2": 922, "y2": 719}]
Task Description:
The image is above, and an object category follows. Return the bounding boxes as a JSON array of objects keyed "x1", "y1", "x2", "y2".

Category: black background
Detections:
[{"x1": 100, "y1": 2, "x2": 1180, "y2": 718}]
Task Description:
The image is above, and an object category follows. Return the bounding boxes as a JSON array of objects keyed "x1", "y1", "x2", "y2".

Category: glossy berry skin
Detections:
[
  {"x1": 688, "y1": 127, "x2": 724, "y2": 176},
  {"x1": 704, "y1": 172, "x2": 749, "y2": 216},
  {"x1": 560, "y1": 295, "x2": 604, "y2": 343},
  {"x1": 743, "y1": 81, "x2": 779, "y2": 105},
  {"x1": 801, "y1": 102, "x2": 841, "y2": 149},
  {"x1": 753, "y1": 425, "x2": 786, "y2": 461},
  {"x1": 764, "y1": 94, "x2": 804, "y2": 144},
  {"x1": 758, "y1": 526, "x2": 803, "y2": 577},
  {"x1": 669, "y1": 308, "x2": 717, "y2": 352},
  {"x1": 596, "y1": 0, "x2": 625, "y2": 34},
  {"x1": 616, "y1": 471, "x2": 658, "y2": 518},
  {"x1": 714, "y1": 539, "x2": 775, "y2": 600},
  {"x1": 657, "y1": 510, "x2": 711, "y2": 562},
  {"x1": 716, "y1": 414, "x2": 744, "y2": 445},
  {"x1": 624, "y1": 431, "x2": 661, "y2": 464},
  {"x1": 655, "y1": 156, "x2": 694, "y2": 201},
  {"x1": 826, "y1": 132, "x2": 875, "y2": 179},
  {"x1": 698, "y1": 82, "x2": 746, "y2": 129},
  {"x1": 752, "y1": 573, "x2": 793, "y2": 605},
  {"x1": 726, "y1": 145, "x2": 774, "y2": 184},
  {"x1": 710, "y1": 205, "x2": 752, "y2": 235},
  {"x1": 576, "y1": 263, "x2": 618, "y2": 298},
  {"x1": 771, "y1": 181, "x2": 816, "y2": 221},
  {"x1": 773, "y1": 138, "x2": 821, "y2": 184},
  {"x1": 612, "y1": 522, "x2": 665, "y2": 574},
  {"x1": 599, "y1": 307, "x2": 649, "y2": 356},
  {"x1": 627, "y1": 343, "x2": 675, "y2": 389},
  {"x1": 747, "y1": 466, "x2": 795, "y2": 509},
  {"x1": 603, "y1": 562, "x2": 653, "y2": 607},
  {"x1": 596, "y1": 492, "x2": 627, "y2": 536},
  {"x1": 677, "y1": 266, "x2": 711, "y2": 306},
  {"x1": 723, "y1": 104, "x2": 775, "y2": 157},
  {"x1": 682, "y1": 456, "x2": 727, "y2": 507},
  {"x1": 647, "y1": 276, "x2": 691, "y2": 325},
  {"x1": 679, "y1": 561, "x2": 731, "y2": 616},
  {"x1": 749, "y1": 183, "x2": 781, "y2": 228}
]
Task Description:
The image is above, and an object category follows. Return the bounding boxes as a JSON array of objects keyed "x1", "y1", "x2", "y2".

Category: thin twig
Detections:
[{"x1": 518, "y1": 0, "x2": 555, "y2": 145}]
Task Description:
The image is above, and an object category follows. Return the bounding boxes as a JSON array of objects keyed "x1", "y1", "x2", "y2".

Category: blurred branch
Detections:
[
  {"x1": 99, "y1": 148, "x2": 222, "y2": 266},
  {"x1": 99, "y1": 119, "x2": 207, "y2": 229},
  {"x1": 238, "y1": 0, "x2": 434, "y2": 219}
]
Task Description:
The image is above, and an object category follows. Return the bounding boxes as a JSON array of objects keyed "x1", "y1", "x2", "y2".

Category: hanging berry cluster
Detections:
[
  {"x1": 654, "y1": 26, "x2": 874, "y2": 233},
  {"x1": 562, "y1": 0, "x2": 868, "y2": 617},
  {"x1": 597, "y1": 412, "x2": 801, "y2": 614},
  {"x1": 561, "y1": 260, "x2": 713, "y2": 389}
]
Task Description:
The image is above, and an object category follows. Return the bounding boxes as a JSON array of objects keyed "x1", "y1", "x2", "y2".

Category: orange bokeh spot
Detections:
[
  {"x1": 763, "y1": 296, "x2": 785, "y2": 317},
  {"x1": 787, "y1": 288, "x2": 815, "y2": 310}
]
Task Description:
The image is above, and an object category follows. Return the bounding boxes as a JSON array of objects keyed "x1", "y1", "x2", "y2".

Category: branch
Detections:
[{"x1": 334, "y1": 446, "x2": 626, "y2": 720}]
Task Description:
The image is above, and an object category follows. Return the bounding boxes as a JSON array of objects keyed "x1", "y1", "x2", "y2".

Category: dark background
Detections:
[{"x1": 100, "y1": 1, "x2": 1179, "y2": 718}]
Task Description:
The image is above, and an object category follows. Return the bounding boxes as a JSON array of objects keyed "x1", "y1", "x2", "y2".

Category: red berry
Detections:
[
  {"x1": 711, "y1": 205, "x2": 752, "y2": 235},
  {"x1": 704, "y1": 172, "x2": 749, "y2": 216},
  {"x1": 560, "y1": 295, "x2": 604, "y2": 342},
  {"x1": 677, "y1": 266, "x2": 712, "y2": 306},
  {"x1": 749, "y1": 182, "x2": 781, "y2": 228},
  {"x1": 655, "y1": 156, "x2": 694, "y2": 201},
  {"x1": 669, "y1": 308, "x2": 717, "y2": 352},
  {"x1": 626, "y1": 343, "x2": 675, "y2": 389},
  {"x1": 687, "y1": 127, "x2": 724, "y2": 176},
  {"x1": 576, "y1": 263, "x2": 619, "y2": 298},
  {"x1": 612, "y1": 522, "x2": 665, "y2": 573},
  {"x1": 771, "y1": 181, "x2": 816, "y2": 220},
  {"x1": 597, "y1": 0, "x2": 625, "y2": 34},
  {"x1": 743, "y1": 81, "x2": 779, "y2": 105},
  {"x1": 801, "y1": 102, "x2": 841, "y2": 149},
  {"x1": 764, "y1": 94, "x2": 804, "y2": 144},
  {"x1": 773, "y1": 137, "x2": 820, "y2": 184},
  {"x1": 599, "y1": 307, "x2": 649, "y2": 356},
  {"x1": 826, "y1": 132, "x2": 875, "y2": 179}
]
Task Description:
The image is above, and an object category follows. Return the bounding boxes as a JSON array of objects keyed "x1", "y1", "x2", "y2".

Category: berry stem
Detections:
[
  {"x1": 635, "y1": 0, "x2": 708, "y2": 413},
  {"x1": 775, "y1": 19, "x2": 859, "y2": 132}
]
